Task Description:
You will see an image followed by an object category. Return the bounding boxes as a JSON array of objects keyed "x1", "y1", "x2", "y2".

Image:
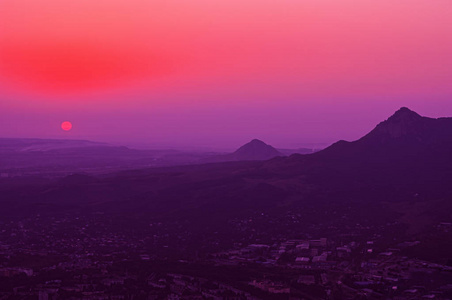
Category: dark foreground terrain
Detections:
[{"x1": 1, "y1": 108, "x2": 452, "y2": 299}]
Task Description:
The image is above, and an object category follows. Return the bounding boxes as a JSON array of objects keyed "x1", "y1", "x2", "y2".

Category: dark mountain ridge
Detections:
[
  {"x1": 317, "y1": 107, "x2": 452, "y2": 158},
  {"x1": 267, "y1": 107, "x2": 452, "y2": 199},
  {"x1": 284, "y1": 107, "x2": 452, "y2": 190}
]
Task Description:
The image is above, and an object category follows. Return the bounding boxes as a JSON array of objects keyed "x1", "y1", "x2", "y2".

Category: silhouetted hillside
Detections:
[{"x1": 317, "y1": 107, "x2": 452, "y2": 159}]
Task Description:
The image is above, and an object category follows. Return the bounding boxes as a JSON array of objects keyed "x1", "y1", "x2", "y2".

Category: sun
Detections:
[{"x1": 61, "y1": 121, "x2": 72, "y2": 131}]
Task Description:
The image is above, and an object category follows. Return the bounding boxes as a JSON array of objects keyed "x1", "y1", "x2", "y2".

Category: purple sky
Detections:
[{"x1": 0, "y1": 0, "x2": 451, "y2": 150}]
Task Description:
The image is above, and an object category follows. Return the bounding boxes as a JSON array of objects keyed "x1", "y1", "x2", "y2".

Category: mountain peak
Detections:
[
  {"x1": 364, "y1": 107, "x2": 424, "y2": 141},
  {"x1": 233, "y1": 139, "x2": 282, "y2": 160},
  {"x1": 236, "y1": 139, "x2": 274, "y2": 152},
  {"x1": 388, "y1": 107, "x2": 422, "y2": 122},
  {"x1": 248, "y1": 139, "x2": 266, "y2": 145},
  {"x1": 395, "y1": 106, "x2": 415, "y2": 114},
  {"x1": 315, "y1": 108, "x2": 452, "y2": 160}
]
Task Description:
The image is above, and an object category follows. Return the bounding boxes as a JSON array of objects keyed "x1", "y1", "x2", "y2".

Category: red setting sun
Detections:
[{"x1": 61, "y1": 121, "x2": 72, "y2": 131}]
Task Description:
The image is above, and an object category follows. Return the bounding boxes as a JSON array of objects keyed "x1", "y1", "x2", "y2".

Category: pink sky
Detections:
[{"x1": 0, "y1": 0, "x2": 451, "y2": 149}]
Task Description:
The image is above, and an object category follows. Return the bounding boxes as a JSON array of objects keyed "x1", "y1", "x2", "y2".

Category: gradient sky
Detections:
[{"x1": 0, "y1": 0, "x2": 451, "y2": 150}]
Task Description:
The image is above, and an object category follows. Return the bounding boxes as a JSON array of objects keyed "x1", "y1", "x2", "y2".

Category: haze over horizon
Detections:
[{"x1": 1, "y1": 0, "x2": 451, "y2": 149}]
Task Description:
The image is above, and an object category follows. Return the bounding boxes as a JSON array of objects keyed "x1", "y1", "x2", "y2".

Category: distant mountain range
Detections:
[
  {"x1": 0, "y1": 137, "x2": 319, "y2": 176},
  {"x1": 2, "y1": 107, "x2": 452, "y2": 257},
  {"x1": 0, "y1": 138, "x2": 108, "y2": 151},
  {"x1": 1, "y1": 106, "x2": 452, "y2": 265},
  {"x1": 2, "y1": 107, "x2": 449, "y2": 175},
  {"x1": 0, "y1": 138, "x2": 203, "y2": 175}
]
